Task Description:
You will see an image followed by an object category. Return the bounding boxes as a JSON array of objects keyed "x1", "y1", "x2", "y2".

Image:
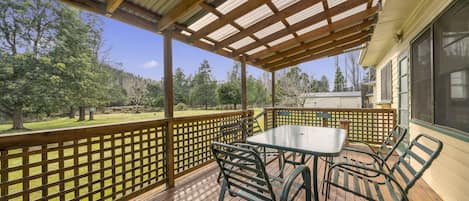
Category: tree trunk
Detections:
[
  {"x1": 89, "y1": 110, "x2": 94, "y2": 120},
  {"x1": 234, "y1": 104, "x2": 237, "y2": 110},
  {"x1": 12, "y1": 108, "x2": 25, "y2": 130},
  {"x1": 205, "y1": 104, "x2": 208, "y2": 110},
  {"x1": 69, "y1": 106, "x2": 76, "y2": 119},
  {"x1": 78, "y1": 107, "x2": 86, "y2": 121}
]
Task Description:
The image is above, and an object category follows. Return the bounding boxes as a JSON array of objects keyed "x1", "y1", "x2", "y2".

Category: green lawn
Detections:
[{"x1": 0, "y1": 108, "x2": 264, "y2": 134}]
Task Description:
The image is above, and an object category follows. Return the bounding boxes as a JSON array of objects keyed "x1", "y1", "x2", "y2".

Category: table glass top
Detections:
[{"x1": 246, "y1": 125, "x2": 347, "y2": 156}]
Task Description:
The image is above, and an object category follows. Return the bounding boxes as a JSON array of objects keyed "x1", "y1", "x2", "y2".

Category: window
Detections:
[
  {"x1": 380, "y1": 62, "x2": 392, "y2": 101},
  {"x1": 411, "y1": 0, "x2": 469, "y2": 133},
  {"x1": 411, "y1": 29, "x2": 433, "y2": 123}
]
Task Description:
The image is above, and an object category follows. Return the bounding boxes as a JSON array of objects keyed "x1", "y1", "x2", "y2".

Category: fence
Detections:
[{"x1": 264, "y1": 107, "x2": 396, "y2": 145}]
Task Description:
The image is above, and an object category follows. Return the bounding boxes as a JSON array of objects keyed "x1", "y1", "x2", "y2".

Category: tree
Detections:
[
  {"x1": 0, "y1": 0, "x2": 62, "y2": 129},
  {"x1": 51, "y1": 6, "x2": 108, "y2": 121},
  {"x1": 174, "y1": 67, "x2": 189, "y2": 104},
  {"x1": 344, "y1": 51, "x2": 363, "y2": 91},
  {"x1": 319, "y1": 75, "x2": 330, "y2": 92},
  {"x1": 276, "y1": 67, "x2": 311, "y2": 106},
  {"x1": 247, "y1": 75, "x2": 267, "y2": 107},
  {"x1": 333, "y1": 56, "x2": 346, "y2": 92},
  {"x1": 145, "y1": 82, "x2": 164, "y2": 107},
  {"x1": 189, "y1": 60, "x2": 217, "y2": 109},
  {"x1": 217, "y1": 82, "x2": 241, "y2": 109}
]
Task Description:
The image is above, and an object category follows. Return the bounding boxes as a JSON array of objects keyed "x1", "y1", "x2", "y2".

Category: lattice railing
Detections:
[
  {"x1": 0, "y1": 110, "x2": 254, "y2": 200},
  {"x1": 0, "y1": 120, "x2": 168, "y2": 201},
  {"x1": 264, "y1": 107, "x2": 396, "y2": 145},
  {"x1": 171, "y1": 110, "x2": 253, "y2": 177}
]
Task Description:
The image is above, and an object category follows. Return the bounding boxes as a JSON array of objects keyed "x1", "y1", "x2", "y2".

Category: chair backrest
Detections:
[
  {"x1": 390, "y1": 134, "x2": 443, "y2": 192},
  {"x1": 376, "y1": 125, "x2": 408, "y2": 161},
  {"x1": 211, "y1": 142, "x2": 276, "y2": 201},
  {"x1": 219, "y1": 120, "x2": 246, "y2": 143},
  {"x1": 242, "y1": 116, "x2": 263, "y2": 137}
]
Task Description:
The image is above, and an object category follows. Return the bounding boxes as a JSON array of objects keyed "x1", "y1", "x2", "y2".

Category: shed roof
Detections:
[
  {"x1": 61, "y1": 0, "x2": 379, "y2": 71},
  {"x1": 301, "y1": 91, "x2": 362, "y2": 98}
]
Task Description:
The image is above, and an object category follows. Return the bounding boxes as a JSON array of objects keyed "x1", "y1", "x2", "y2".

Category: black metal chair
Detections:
[
  {"x1": 212, "y1": 142, "x2": 312, "y2": 201},
  {"x1": 321, "y1": 125, "x2": 408, "y2": 192},
  {"x1": 324, "y1": 134, "x2": 443, "y2": 201},
  {"x1": 241, "y1": 116, "x2": 281, "y2": 164}
]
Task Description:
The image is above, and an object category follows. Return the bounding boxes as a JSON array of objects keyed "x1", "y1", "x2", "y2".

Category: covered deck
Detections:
[{"x1": 0, "y1": 0, "x2": 449, "y2": 200}]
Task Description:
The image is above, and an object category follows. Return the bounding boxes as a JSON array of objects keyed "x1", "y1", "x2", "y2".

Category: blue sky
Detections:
[{"x1": 100, "y1": 17, "x2": 355, "y2": 86}]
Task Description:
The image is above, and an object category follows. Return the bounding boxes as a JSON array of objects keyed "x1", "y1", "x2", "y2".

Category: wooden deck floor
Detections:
[{"x1": 134, "y1": 148, "x2": 442, "y2": 201}]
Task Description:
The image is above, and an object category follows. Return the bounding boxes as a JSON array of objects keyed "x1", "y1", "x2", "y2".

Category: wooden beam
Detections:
[
  {"x1": 190, "y1": 0, "x2": 267, "y2": 42},
  {"x1": 158, "y1": 0, "x2": 203, "y2": 31},
  {"x1": 214, "y1": 0, "x2": 320, "y2": 50},
  {"x1": 106, "y1": 0, "x2": 124, "y2": 14},
  {"x1": 266, "y1": 31, "x2": 370, "y2": 68},
  {"x1": 234, "y1": 0, "x2": 372, "y2": 56},
  {"x1": 258, "y1": 22, "x2": 374, "y2": 65},
  {"x1": 251, "y1": 5, "x2": 378, "y2": 60},
  {"x1": 268, "y1": 38, "x2": 368, "y2": 71},
  {"x1": 241, "y1": 55, "x2": 247, "y2": 110}
]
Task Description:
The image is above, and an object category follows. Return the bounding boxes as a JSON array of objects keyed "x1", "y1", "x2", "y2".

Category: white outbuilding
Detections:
[{"x1": 302, "y1": 91, "x2": 362, "y2": 108}]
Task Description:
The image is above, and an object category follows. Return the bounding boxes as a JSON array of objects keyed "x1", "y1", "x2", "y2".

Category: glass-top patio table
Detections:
[{"x1": 246, "y1": 125, "x2": 347, "y2": 201}]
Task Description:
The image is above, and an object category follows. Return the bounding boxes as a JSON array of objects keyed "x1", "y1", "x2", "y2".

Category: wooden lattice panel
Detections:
[
  {"x1": 264, "y1": 108, "x2": 396, "y2": 145},
  {"x1": 172, "y1": 111, "x2": 253, "y2": 177},
  {"x1": 0, "y1": 120, "x2": 167, "y2": 201}
]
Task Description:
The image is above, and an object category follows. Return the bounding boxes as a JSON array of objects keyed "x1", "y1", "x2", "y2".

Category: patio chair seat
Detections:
[
  {"x1": 324, "y1": 134, "x2": 443, "y2": 201},
  {"x1": 327, "y1": 166, "x2": 404, "y2": 201}
]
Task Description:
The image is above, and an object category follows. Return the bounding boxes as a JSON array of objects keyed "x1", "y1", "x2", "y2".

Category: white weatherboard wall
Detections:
[
  {"x1": 370, "y1": 0, "x2": 469, "y2": 201},
  {"x1": 303, "y1": 96, "x2": 361, "y2": 108}
]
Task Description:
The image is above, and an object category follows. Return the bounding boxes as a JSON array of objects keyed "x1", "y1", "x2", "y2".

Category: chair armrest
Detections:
[
  {"x1": 328, "y1": 162, "x2": 409, "y2": 201},
  {"x1": 280, "y1": 165, "x2": 311, "y2": 201},
  {"x1": 347, "y1": 140, "x2": 376, "y2": 153},
  {"x1": 342, "y1": 147, "x2": 392, "y2": 172}
]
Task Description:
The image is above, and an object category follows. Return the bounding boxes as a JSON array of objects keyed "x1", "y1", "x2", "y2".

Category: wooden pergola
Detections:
[{"x1": 60, "y1": 0, "x2": 379, "y2": 144}]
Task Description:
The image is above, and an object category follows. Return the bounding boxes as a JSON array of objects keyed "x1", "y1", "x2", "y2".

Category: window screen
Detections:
[
  {"x1": 434, "y1": 0, "x2": 469, "y2": 132},
  {"x1": 380, "y1": 63, "x2": 392, "y2": 101},
  {"x1": 411, "y1": 29, "x2": 433, "y2": 122}
]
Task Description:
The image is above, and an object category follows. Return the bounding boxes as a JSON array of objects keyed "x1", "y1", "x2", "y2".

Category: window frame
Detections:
[
  {"x1": 409, "y1": 0, "x2": 469, "y2": 137},
  {"x1": 380, "y1": 62, "x2": 392, "y2": 102}
]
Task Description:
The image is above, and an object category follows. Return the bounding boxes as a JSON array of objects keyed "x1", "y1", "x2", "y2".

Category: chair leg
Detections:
[
  {"x1": 219, "y1": 180, "x2": 227, "y2": 201},
  {"x1": 321, "y1": 157, "x2": 332, "y2": 194},
  {"x1": 217, "y1": 171, "x2": 222, "y2": 183},
  {"x1": 324, "y1": 168, "x2": 333, "y2": 200}
]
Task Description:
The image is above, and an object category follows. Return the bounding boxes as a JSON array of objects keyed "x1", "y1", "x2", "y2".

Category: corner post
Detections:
[
  {"x1": 339, "y1": 120, "x2": 351, "y2": 146},
  {"x1": 241, "y1": 55, "x2": 247, "y2": 110},
  {"x1": 271, "y1": 71, "x2": 276, "y2": 127},
  {"x1": 163, "y1": 31, "x2": 175, "y2": 188}
]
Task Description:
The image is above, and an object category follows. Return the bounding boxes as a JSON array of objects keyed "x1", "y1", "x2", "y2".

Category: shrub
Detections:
[{"x1": 175, "y1": 103, "x2": 188, "y2": 111}]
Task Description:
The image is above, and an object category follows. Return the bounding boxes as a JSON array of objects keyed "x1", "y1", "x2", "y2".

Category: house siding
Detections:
[{"x1": 371, "y1": 0, "x2": 469, "y2": 201}]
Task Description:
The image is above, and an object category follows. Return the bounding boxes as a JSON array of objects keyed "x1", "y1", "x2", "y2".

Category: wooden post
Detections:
[
  {"x1": 271, "y1": 71, "x2": 275, "y2": 107},
  {"x1": 271, "y1": 72, "x2": 276, "y2": 127},
  {"x1": 339, "y1": 119, "x2": 351, "y2": 145},
  {"x1": 163, "y1": 32, "x2": 175, "y2": 188},
  {"x1": 241, "y1": 55, "x2": 247, "y2": 110}
]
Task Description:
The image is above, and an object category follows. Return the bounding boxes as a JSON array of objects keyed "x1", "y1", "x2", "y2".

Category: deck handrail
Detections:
[{"x1": 264, "y1": 107, "x2": 397, "y2": 145}]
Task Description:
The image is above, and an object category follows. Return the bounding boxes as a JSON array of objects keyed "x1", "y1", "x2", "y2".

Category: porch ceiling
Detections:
[{"x1": 61, "y1": 0, "x2": 379, "y2": 71}]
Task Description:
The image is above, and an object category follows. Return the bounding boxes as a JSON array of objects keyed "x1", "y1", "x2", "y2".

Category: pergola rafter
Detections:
[
  {"x1": 61, "y1": 0, "x2": 379, "y2": 71},
  {"x1": 232, "y1": 0, "x2": 372, "y2": 56},
  {"x1": 257, "y1": 20, "x2": 375, "y2": 65}
]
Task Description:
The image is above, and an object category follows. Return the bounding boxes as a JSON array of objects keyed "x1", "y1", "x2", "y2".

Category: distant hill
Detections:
[{"x1": 101, "y1": 64, "x2": 157, "y2": 99}]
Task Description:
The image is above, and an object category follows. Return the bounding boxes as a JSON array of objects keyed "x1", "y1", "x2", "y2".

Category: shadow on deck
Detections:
[{"x1": 134, "y1": 148, "x2": 442, "y2": 201}]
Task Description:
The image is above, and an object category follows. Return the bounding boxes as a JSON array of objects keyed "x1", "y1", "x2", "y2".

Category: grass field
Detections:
[{"x1": 0, "y1": 108, "x2": 263, "y2": 134}]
